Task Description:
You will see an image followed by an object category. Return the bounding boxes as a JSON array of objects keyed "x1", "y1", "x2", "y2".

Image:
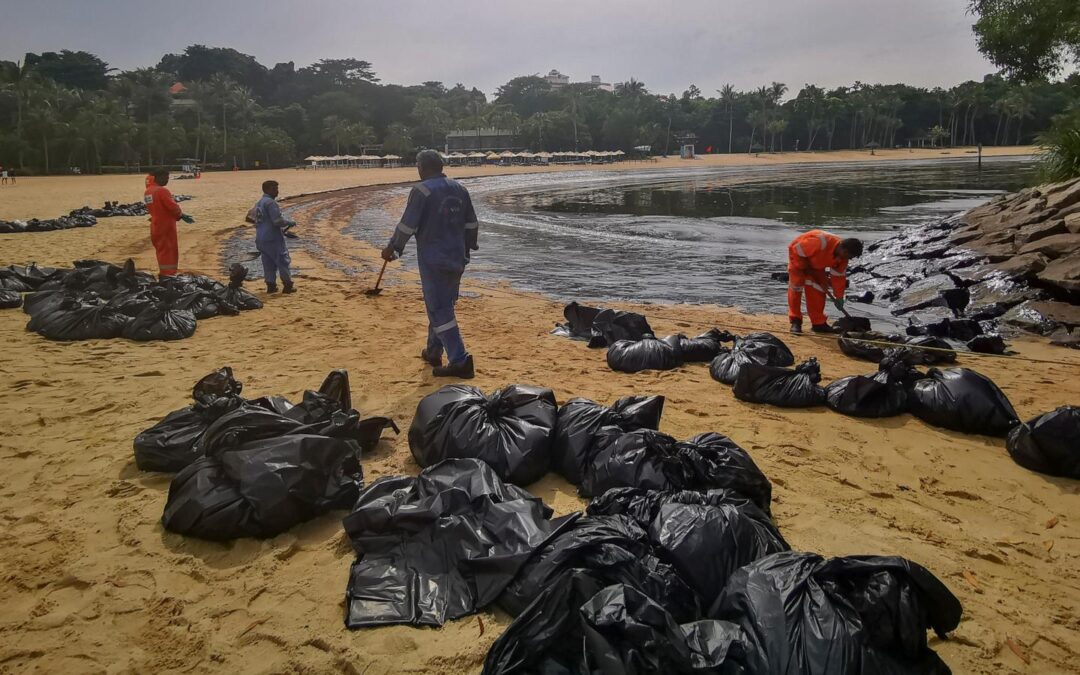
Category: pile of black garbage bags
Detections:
[
  {"x1": 346, "y1": 381, "x2": 965, "y2": 673},
  {"x1": 133, "y1": 366, "x2": 398, "y2": 540},
  {"x1": 0, "y1": 260, "x2": 261, "y2": 341},
  {"x1": 0, "y1": 197, "x2": 191, "y2": 233}
]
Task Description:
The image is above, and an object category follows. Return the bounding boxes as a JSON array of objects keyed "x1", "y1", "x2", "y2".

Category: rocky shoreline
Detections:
[{"x1": 849, "y1": 176, "x2": 1080, "y2": 347}]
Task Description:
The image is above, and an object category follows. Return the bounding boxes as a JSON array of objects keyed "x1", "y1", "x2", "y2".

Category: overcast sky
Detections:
[{"x1": 1, "y1": 0, "x2": 996, "y2": 97}]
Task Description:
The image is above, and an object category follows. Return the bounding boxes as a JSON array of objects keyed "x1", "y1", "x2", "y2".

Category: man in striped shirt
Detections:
[
  {"x1": 787, "y1": 230, "x2": 862, "y2": 334},
  {"x1": 382, "y1": 150, "x2": 479, "y2": 378}
]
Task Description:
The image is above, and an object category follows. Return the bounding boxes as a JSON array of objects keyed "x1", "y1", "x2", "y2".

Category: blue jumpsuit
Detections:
[
  {"x1": 388, "y1": 174, "x2": 479, "y2": 366},
  {"x1": 254, "y1": 194, "x2": 294, "y2": 288}
]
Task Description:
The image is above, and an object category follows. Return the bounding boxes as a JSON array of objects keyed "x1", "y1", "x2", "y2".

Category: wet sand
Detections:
[{"x1": 2, "y1": 145, "x2": 1079, "y2": 674}]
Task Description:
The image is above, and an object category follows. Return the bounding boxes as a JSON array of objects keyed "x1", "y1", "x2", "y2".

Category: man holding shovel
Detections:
[
  {"x1": 382, "y1": 150, "x2": 479, "y2": 379},
  {"x1": 787, "y1": 229, "x2": 862, "y2": 334}
]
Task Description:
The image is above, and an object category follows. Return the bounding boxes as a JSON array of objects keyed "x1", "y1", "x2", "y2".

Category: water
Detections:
[{"x1": 344, "y1": 156, "x2": 1035, "y2": 317}]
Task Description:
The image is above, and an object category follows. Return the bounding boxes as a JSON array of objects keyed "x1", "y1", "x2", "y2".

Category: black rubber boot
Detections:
[
  {"x1": 420, "y1": 348, "x2": 443, "y2": 367},
  {"x1": 433, "y1": 355, "x2": 475, "y2": 379},
  {"x1": 811, "y1": 323, "x2": 836, "y2": 334},
  {"x1": 282, "y1": 283, "x2": 296, "y2": 294},
  {"x1": 790, "y1": 319, "x2": 803, "y2": 334}
]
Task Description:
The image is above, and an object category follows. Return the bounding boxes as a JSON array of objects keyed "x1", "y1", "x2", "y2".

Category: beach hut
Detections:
[
  {"x1": 467, "y1": 151, "x2": 485, "y2": 166},
  {"x1": 358, "y1": 154, "x2": 382, "y2": 168},
  {"x1": 484, "y1": 151, "x2": 501, "y2": 164},
  {"x1": 498, "y1": 150, "x2": 515, "y2": 165},
  {"x1": 448, "y1": 152, "x2": 467, "y2": 166},
  {"x1": 536, "y1": 151, "x2": 553, "y2": 165},
  {"x1": 517, "y1": 152, "x2": 536, "y2": 165},
  {"x1": 383, "y1": 154, "x2": 403, "y2": 168}
]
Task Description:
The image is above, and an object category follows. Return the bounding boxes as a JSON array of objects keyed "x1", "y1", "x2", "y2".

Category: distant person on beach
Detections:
[
  {"x1": 253, "y1": 180, "x2": 296, "y2": 294},
  {"x1": 787, "y1": 229, "x2": 862, "y2": 334},
  {"x1": 382, "y1": 149, "x2": 479, "y2": 379},
  {"x1": 144, "y1": 170, "x2": 191, "y2": 277},
  {"x1": 1, "y1": 167, "x2": 7, "y2": 184}
]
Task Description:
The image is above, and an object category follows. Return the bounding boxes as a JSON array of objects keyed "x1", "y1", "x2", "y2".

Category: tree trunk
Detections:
[
  {"x1": 1015, "y1": 117, "x2": 1024, "y2": 145},
  {"x1": 993, "y1": 115, "x2": 1002, "y2": 146},
  {"x1": 17, "y1": 96, "x2": 25, "y2": 170},
  {"x1": 748, "y1": 126, "x2": 756, "y2": 153},
  {"x1": 41, "y1": 133, "x2": 50, "y2": 174},
  {"x1": 727, "y1": 109, "x2": 733, "y2": 153}
]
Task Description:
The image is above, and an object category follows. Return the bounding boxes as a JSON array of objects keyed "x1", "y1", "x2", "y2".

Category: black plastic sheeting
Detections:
[
  {"x1": 669, "y1": 328, "x2": 736, "y2": 362},
  {"x1": 343, "y1": 458, "x2": 568, "y2": 628},
  {"x1": 589, "y1": 488, "x2": 789, "y2": 610},
  {"x1": 553, "y1": 395, "x2": 665, "y2": 484},
  {"x1": 1006, "y1": 406, "x2": 1080, "y2": 478},
  {"x1": 157, "y1": 369, "x2": 398, "y2": 540},
  {"x1": 550, "y1": 301, "x2": 604, "y2": 340},
  {"x1": 580, "y1": 430, "x2": 773, "y2": 516},
  {"x1": 710, "y1": 552, "x2": 963, "y2": 674},
  {"x1": 0, "y1": 290, "x2": 22, "y2": 309},
  {"x1": 607, "y1": 335, "x2": 684, "y2": 372},
  {"x1": 733, "y1": 358, "x2": 827, "y2": 408},
  {"x1": 589, "y1": 308, "x2": 654, "y2": 348},
  {"x1": 0, "y1": 197, "x2": 191, "y2": 233},
  {"x1": 497, "y1": 513, "x2": 697, "y2": 621},
  {"x1": 908, "y1": 367, "x2": 1020, "y2": 436},
  {"x1": 838, "y1": 332, "x2": 956, "y2": 365},
  {"x1": 4, "y1": 259, "x2": 260, "y2": 341},
  {"x1": 825, "y1": 356, "x2": 918, "y2": 418},
  {"x1": 409, "y1": 384, "x2": 557, "y2": 486},
  {"x1": 710, "y1": 332, "x2": 795, "y2": 385}
]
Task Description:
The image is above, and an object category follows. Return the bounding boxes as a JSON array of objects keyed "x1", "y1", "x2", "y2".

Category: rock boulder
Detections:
[
  {"x1": 1017, "y1": 233, "x2": 1080, "y2": 259},
  {"x1": 1037, "y1": 253, "x2": 1080, "y2": 294}
]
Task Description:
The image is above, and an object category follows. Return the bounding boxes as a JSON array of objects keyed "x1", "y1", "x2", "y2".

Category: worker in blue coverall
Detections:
[
  {"x1": 254, "y1": 180, "x2": 296, "y2": 294},
  {"x1": 382, "y1": 149, "x2": 478, "y2": 379}
]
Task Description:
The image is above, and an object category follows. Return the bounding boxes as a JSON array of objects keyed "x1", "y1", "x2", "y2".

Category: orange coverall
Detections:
[
  {"x1": 144, "y1": 183, "x2": 183, "y2": 276},
  {"x1": 787, "y1": 229, "x2": 848, "y2": 325}
]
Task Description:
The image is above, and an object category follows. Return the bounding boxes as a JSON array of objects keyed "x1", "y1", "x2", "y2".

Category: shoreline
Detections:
[{"x1": 1, "y1": 144, "x2": 1079, "y2": 674}]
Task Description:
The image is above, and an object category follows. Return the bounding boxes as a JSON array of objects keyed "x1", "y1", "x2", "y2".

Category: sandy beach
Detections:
[{"x1": 2, "y1": 145, "x2": 1079, "y2": 674}]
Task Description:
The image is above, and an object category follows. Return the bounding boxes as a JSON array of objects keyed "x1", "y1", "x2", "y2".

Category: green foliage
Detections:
[
  {"x1": 969, "y1": 0, "x2": 1080, "y2": 81},
  {"x1": 24, "y1": 50, "x2": 112, "y2": 90},
  {"x1": 1037, "y1": 108, "x2": 1080, "y2": 182}
]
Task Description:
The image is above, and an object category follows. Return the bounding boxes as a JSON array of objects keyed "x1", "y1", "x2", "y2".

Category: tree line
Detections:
[{"x1": 0, "y1": 45, "x2": 1076, "y2": 174}]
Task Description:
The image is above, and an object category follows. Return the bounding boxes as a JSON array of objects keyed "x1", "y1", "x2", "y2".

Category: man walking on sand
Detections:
[
  {"x1": 253, "y1": 180, "x2": 296, "y2": 294},
  {"x1": 382, "y1": 149, "x2": 479, "y2": 379},
  {"x1": 144, "y1": 170, "x2": 193, "y2": 277},
  {"x1": 787, "y1": 229, "x2": 862, "y2": 334}
]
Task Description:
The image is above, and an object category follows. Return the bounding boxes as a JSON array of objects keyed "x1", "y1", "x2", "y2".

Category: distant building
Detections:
[
  {"x1": 445, "y1": 128, "x2": 520, "y2": 153},
  {"x1": 169, "y1": 82, "x2": 197, "y2": 109},
  {"x1": 543, "y1": 70, "x2": 614, "y2": 92},
  {"x1": 544, "y1": 69, "x2": 570, "y2": 87}
]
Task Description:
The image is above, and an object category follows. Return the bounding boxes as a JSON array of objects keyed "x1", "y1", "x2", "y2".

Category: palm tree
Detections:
[
  {"x1": 412, "y1": 97, "x2": 450, "y2": 147},
  {"x1": 113, "y1": 68, "x2": 172, "y2": 165},
  {"x1": 72, "y1": 96, "x2": 122, "y2": 173},
  {"x1": 717, "y1": 84, "x2": 737, "y2": 153},
  {"x1": 1010, "y1": 89, "x2": 1035, "y2": 145},
  {"x1": 321, "y1": 115, "x2": 353, "y2": 154},
  {"x1": 23, "y1": 80, "x2": 74, "y2": 174},
  {"x1": 207, "y1": 73, "x2": 241, "y2": 161},
  {"x1": 0, "y1": 60, "x2": 35, "y2": 169},
  {"x1": 795, "y1": 85, "x2": 825, "y2": 150}
]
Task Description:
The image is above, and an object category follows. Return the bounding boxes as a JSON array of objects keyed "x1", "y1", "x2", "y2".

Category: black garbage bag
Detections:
[
  {"x1": 835, "y1": 315, "x2": 872, "y2": 333},
  {"x1": 588, "y1": 488, "x2": 788, "y2": 609},
  {"x1": 1006, "y1": 406, "x2": 1080, "y2": 478},
  {"x1": 408, "y1": 384, "x2": 557, "y2": 485},
  {"x1": 343, "y1": 458, "x2": 564, "y2": 628},
  {"x1": 553, "y1": 395, "x2": 665, "y2": 484},
  {"x1": 133, "y1": 368, "x2": 245, "y2": 472},
  {"x1": 966, "y1": 334, "x2": 1007, "y2": 355},
  {"x1": 581, "y1": 430, "x2": 773, "y2": 515},
  {"x1": 908, "y1": 367, "x2": 1019, "y2": 436},
  {"x1": 710, "y1": 551, "x2": 963, "y2": 675},
  {"x1": 105, "y1": 288, "x2": 158, "y2": 318},
  {"x1": 588, "y1": 308, "x2": 653, "y2": 348},
  {"x1": 607, "y1": 336, "x2": 684, "y2": 373},
  {"x1": 0, "y1": 274, "x2": 33, "y2": 292},
  {"x1": 837, "y1": 331, "x2": 905, "y2": 363},
  {"x1": 0, "y1": 290, "x2": 22, "y2": 309},
  {"x1": 171, "y1": 288, "x2": 231, "y2": 319},
  {"x1": 670, "y1": 328, "x2": 737, "y2": 362},
  {"x1": 825, "y1": 356, "x2": 914, "y2": 418},
  {"x1": 498, "y1": 513, "x2": 696, "y2": 620},
  {"x1": 214, "y1": 263, "x2": 263, "y2": 311},
  {"x1": 120, "y1": 303, "x2": 197, "y2": 341},
  {"x1": 552, "y1": 301, "x2": 604, "y2": 340},
  {"x1": 838, "y1": 332, "x2": 955, "y2": 365},
  {"x1": 22, "y1": 290, "x2": 69, "y2": 317},
  {"x1": 486, "y1": 575, "x2": 742, "y2": 675},
  {"x1": 906, "y1": 317, "x2": 982, "y2": 342},
  {"x1": 2, "y1": 263, "x2": 61, "y2": 289},
  {"x1": 733, "y1": 358, "x2": 826, "y2": 408},
  {"x1": 710, "y1": 332, "x2": 795, "y2": 384},
  {"x1": 899, "y1": 336, "x2": 957, "y2": 365},
  {"x1": 161, "y1": 432, "x2": 363, "y2": 540},
  {"x1": 26, "y1": 296, "x2": 132, "y2": 340}
]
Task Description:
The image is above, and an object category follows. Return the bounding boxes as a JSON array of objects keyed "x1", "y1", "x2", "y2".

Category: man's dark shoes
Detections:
[
  {"x1": 421, "y1": 348, "x2": 443, "y2": 367},
  {"x1": 282, "y1": 283, "x2": 296, "y2": 294},
  {"x1": 811, "y1": 323, "x2": 836, "y2": 334},
  {"x1": 266, "y1": 284, "x2": 278, "y2": 293},
  {"x1": 790, "y1": 319, "x2": 803, "y2": 334},
  {"x1": 433, "y1": 355, "x2": 475, "y2": 379}
]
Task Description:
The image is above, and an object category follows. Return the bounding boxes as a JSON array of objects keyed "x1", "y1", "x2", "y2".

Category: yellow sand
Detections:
[{"x1": 2, "y1": 145, "x2": 1079, "y2": 674}]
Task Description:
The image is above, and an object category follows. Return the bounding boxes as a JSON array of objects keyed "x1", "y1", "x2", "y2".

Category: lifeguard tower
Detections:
[{"x1": 676, "y1": 132, "x2": 698, "y2": 159}]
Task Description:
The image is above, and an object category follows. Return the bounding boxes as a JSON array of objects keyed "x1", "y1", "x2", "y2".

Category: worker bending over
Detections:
[
  {"x1": 787, "y1": 229, "x2": 862, "y2": 334},
  {"x1": 253, "y1": 180, "x2": 296, "y2": 293},
  {"x1": 143, "y1": 170, "x2": 192, "y2": 277},
  {"x1": 382, "y1": 149, "x2": 479, "y2": 379}
]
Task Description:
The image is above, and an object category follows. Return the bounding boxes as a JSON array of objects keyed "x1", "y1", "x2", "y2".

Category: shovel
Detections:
[{"x1": 365, "y1": 260, "x2": 388, "y2": 296}]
